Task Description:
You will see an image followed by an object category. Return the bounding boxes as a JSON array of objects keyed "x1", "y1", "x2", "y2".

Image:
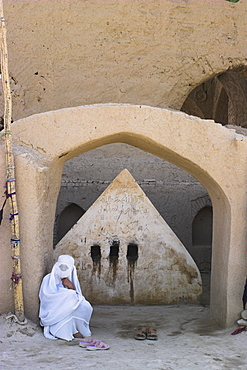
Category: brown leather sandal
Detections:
[
  {"x1": 147, "y1": 327, "x2": 157, "y2": 340},
  {"x1": 135, "y1": 326, "x2": 147, "y2": 340}
]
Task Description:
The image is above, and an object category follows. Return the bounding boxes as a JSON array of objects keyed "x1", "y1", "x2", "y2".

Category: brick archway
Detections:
[{"x1": 3, "y1": 103, "x2": 247, "y2": 327}]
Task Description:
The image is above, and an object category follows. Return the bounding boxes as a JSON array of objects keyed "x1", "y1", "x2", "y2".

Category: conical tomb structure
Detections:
[{"x1": 54, "y1": 169, "x2": 202, "y2": 304}]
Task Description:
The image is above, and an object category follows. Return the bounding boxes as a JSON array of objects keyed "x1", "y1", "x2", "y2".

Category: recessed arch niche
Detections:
[
  {"x1": 54, "y1": 203, "x2": 85, "y2": 245},
  {"x1": 181, "y1": 67, "x2": 247, "y2": 128},
  {"x1": 4, "y1": 103, "x2": 247, "y2": 327}
]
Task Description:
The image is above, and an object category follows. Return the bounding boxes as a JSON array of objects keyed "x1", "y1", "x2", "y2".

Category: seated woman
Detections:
[{"x1": 39, "y1": 254, "x2": 93, "y2": 341}]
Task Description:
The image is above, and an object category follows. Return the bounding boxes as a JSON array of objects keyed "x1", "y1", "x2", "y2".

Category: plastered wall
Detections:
[
  {"x1": 1, "y1": 104, "x2": 247, "y2": 328},
  {"x1": 1, "y1": 0, "x2": 246, "y2": 121}
]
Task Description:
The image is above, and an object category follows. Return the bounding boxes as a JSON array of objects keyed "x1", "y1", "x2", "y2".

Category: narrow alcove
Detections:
[
  {"x1": 90, "y1": 244, "x2": 101, "y2": 263},
  {"x1": 109, "y1": 240, "x2": 120, "y2": 263},
  {"x1": 126, "y1": 242, "x2": 139, "y2": 264},
  {"x1": 109, "y1": 240, "x2": 120, "y2": 283}
]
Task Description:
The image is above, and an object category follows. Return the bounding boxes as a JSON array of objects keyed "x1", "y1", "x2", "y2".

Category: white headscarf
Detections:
[{"x1": 39, "y1": 255, "x2": 84, "y2": 330}]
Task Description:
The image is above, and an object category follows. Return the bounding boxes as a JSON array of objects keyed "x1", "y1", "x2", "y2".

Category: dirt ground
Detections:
[{"x1": 0, "y1": 304, "x2": 246, "y2": 370}]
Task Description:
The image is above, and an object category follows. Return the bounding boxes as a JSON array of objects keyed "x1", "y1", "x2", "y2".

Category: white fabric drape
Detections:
[{"x1": 39, "y1": 255, "x2": 92, "y2": 341}]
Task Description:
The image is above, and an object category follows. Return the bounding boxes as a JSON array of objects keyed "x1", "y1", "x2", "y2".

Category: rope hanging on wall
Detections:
[{"x1": 0, "y1": 3, "x2": 25, "y2": 323}]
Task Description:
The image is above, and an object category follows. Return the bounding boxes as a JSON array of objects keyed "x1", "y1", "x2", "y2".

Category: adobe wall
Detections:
[
  {"x1": 0, "y1": 104, "x2": 247, "y2": 328},
  {"x1": 1, "y1": 0, "x2": 247, "y2": 121}
]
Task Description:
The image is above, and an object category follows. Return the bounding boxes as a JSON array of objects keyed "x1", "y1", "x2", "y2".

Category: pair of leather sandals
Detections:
[{"x1": 135, "y1": 326, "x2": 157, "y2": 340}]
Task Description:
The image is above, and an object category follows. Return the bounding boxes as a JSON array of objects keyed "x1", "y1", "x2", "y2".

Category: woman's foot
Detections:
[{"x1": 73, "y1": 332, "x2": 85, "y2": 338}]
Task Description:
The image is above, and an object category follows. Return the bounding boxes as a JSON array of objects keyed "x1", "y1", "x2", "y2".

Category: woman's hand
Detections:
[{"x1": 61, "y1": 277, "x2": 75, "y2": 290}]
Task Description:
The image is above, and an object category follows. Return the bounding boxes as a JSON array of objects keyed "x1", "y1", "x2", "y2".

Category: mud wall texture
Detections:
[{"x1": 1, "y1": 0, "x2": 247, "y2": 121}]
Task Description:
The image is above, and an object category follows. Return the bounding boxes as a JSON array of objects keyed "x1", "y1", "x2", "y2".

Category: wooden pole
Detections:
[{"x1": 0, "y1": 2, "x2": 25, "y2": 322}]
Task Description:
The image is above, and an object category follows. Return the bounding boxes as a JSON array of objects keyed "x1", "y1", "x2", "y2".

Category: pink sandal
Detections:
[
  {"x1": 86, "y1": 340, "x2": 110, "y2": 351},
  {"x1": 79, "y1": 338, "x2": 100, "y2": 348}
]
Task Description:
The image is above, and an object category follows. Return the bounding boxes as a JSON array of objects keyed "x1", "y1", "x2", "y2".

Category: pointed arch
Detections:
[
  {"x1": 6, "y1": 103, "x2": 247, "y2": 327},
  {"x1": 55, "y1": 203, "x2": 85, "y2": 245}
]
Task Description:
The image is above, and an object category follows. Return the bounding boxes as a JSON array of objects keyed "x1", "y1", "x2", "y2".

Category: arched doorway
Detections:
[
  {"x1": 55, "y1": 203, "x2": 85, "y2": 245},
  {"x1": 8, "y1": 104, "x2": 247, "y2": 327}
]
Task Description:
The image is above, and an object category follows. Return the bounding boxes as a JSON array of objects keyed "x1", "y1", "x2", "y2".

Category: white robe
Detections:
[{"x1": 39, "y1": 255, "x2": 93, "y2": 341}]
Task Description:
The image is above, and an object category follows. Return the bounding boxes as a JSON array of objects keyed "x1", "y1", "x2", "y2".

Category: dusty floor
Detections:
[{"x1": 0, "y1": 303, "x2": 246, "y2": 370}]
